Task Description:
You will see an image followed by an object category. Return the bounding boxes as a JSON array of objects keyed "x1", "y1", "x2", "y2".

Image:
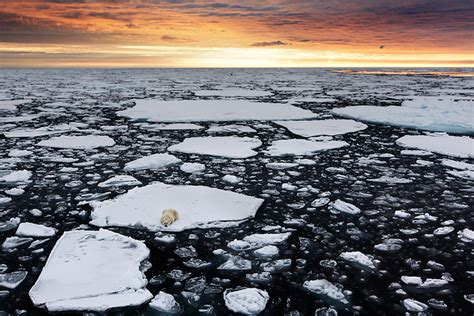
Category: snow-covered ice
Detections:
[
  {"x1": 123, "y1": 153, "x2": 182, "y2": 171},
  {"x1": 303, "y1": 279, "x2": 348, "y2": 304},
  {"x1": 29, "y1": 229, "x2": 151, "y2": 312},
  {"x1": 168, "y1": 136, "x2": 262, "y2": 158},
  {"x1": 180, "y1": 162, "x2": 206, "y2": 173},
  {"x1": 37, "y1": 135, "x2": 115, "y2": 150},
  {"x1": 118, "y1": 99, "x2": 317, "y2": 122},
  {"x1": 224, "y1": 288, "x2": 269, "y2": 314},
  {"x1": 332, "y1": 97, "x2": 474, "y2": 134},
  {"x1": 274, "y1": 119, "x2": 367, "y2": 137},
  {"x1": 396, "y1": 134, "x2": 474, "y2": 158},
  {"x1": 98, "y1": 175, "x2": 142, "y2": 188},
  {"x1": 90, "y1": 182, "x2": 263, "y2": 232},
  {"x1": 266, "y1": 139, "x2": 348, "y2": 156},
  {"x1": 15, "y1": 223, "x2": 56, "y2": 237},
  {"x1": 194, "y1": 88, "x2": 272, "y2": 97}
]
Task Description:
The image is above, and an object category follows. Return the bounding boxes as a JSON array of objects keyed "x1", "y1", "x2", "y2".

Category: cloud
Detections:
[{"x1": 251, "y1": 41, "x2": 289, "y2": 47}]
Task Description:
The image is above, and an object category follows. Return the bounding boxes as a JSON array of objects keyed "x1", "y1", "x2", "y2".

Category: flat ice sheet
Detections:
[
  {"x1": 396, "y1": 134, "x2": 474, "y2": 158},
  {"x1": 193, "y1": 88, "x2": 272, "y2": 97},
  {"x1": 118, "y1": 99, "x2": 317, "y2": 122},
  {"x1": 274, "y1": 119, "x2": 367, "y2": 137},
  {"x1": 266, "y1": 139, "x2": 348, "y2": 156},
  {"x1": 29, "y1": 229, "x2": 151, "y2": 312},
  {"x1": 332, "y1": 97, "x2": 474, "y2": 134},
  {"x1": 168, "y1": 136, "x2": 262, "y2": 158},
  {"x1": 90, "y1": 182, "x2": 264, "y2": 232},
  {"x1": 37, "y1": 135, "x2": 115, "y2": 149}
]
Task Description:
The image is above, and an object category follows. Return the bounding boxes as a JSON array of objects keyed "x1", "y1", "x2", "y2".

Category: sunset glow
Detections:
[{"x1": 1, "y1": 0, "x2": 473, "y2": 68}]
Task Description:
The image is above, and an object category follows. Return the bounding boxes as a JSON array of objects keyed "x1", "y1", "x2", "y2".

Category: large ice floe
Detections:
[
  {"x1": 4, "y1": 124, "x2": 77, "y2": 138},
  {"x1": 168, "y1": 136, "x2": 262, "y2": 158},
  {"x1": 332, "y1": 96, "x2": 474, "y2": 134},
  {"x1": 37, "y1": 135, "x2": 115, "y2": 149},
  {"x1": 29, "y1": 229, "x2": 152, "y2": 312},
  {"x1": 90, "y1": 182, "x2": 264, "y2": 232},
  {"x1": 396, "y1": 134, "x2": 474, "y2": 158},
  {"x1": 118, "y1": 99, "x2": 317, "y2": 122},
  {"x1": 266, "y1": 139, "x2": 348, "y2": 156},
  {"x1": 123, "y1": 153, "x2": 182, "y2": 171},
  {"x1": 274, "y1": 119, "x2": 367, "y2": 137}
]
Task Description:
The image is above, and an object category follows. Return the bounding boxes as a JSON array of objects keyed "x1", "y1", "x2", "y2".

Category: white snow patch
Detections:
[{"x1": 90, "y1": 182, "x2": 263, "y2": 232}]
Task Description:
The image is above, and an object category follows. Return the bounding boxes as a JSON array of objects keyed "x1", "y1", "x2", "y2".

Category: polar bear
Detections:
[{"x1": 160, "y1": 208, "x2": 179, "y2": 227}]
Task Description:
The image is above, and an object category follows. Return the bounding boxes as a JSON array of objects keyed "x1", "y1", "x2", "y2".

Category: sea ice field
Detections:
[{"x1": 0, "y1": 68, "x2": 473, "y2": 315}]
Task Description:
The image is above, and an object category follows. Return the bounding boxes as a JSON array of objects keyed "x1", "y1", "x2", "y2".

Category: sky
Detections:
[{"x1": 0, "y1": 0, "x2": 473, "y2": 68}]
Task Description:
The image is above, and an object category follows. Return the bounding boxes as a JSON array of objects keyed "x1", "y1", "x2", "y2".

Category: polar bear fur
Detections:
[{"x1": 160, "y1": 208, "x2": 179, "y2": 227}]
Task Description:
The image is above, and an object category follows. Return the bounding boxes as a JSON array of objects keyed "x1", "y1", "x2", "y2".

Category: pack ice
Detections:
[
  {"x1": 118, "y1": 99, "x2": 317, "y2": 122},
  {"x1": 90, "y1": 182, "x2": 264, "y2": 232},
  {"x1": 29, "y1": 229, "x2": 152, "y2": 312}
]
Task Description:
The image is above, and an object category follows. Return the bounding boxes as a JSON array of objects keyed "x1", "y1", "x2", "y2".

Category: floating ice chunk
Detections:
[
  {"x1": 368, "y1": 176, "x2": 413, "y2": 184},
  {"x1": 274, "y1": 119, "x2": 367, "y2": 137},
  {"x1": 90, "y1": 182, "x2": 263, "y2": 232},
  {"x1": 207, "y1": 124, "x2": 257, "y2": 133},
  {"x1": 0, "y1": 271, "x2": 27, "y2": 289},
  {"x1": 303, "y1": 279, "x2": 348, "y2": 304},
  {"x1": 458, "y1": 228, "x2": 474, "y2": 242},
  {"x1": 403, "y1": 298, "x2": 428, "y2": 312},
  {"x1": 5, "y1": 188, "x2": 24, "y2": 196},
  {"x1": 2, "y1": 236, "x2": 33, "y2": 249},
  {"x1": 124, "y1": 153, "x2": 181, "y2": 171},
  {"x1": 311, "y1": 197, "x2": 330, "y2": 208},
  {"x1": 329, "y1": 199, "x2": 361, "y2": 215},
  {"x1": 180, "y1": 162, "x2": 205, "y2": 173},
  {"x1": 260, "y1": 259, "x2": 291, "y2": 272},
  {"x1": 265, "y1": 162, "x2": 299, "y2": 170},
  {"x1": 168, "y1": 136, "x2": 262, "y2": 159},
  {"x1": 401, "y1": 149, "x2": 432, "y2": 156},
  {"x1": 222, "y1": 175, "x2": 242, "y2": 184},
  {"x1": 228, "y1": 240, "x2": 252, "y2": 251},
  {"x1": 4, "y1": 124, "x2": 77, "y2": 138},
  {"x1": 266, "y1": 139, "x2": 348, "y2": 156},
  {"x1": 446, "y1": 170, "x2": 474, "y2": 180},
  {"x1": 152, "y1": 123, "x2": 203, "y2": 130},
  {"x1": 0, "y1": 99, "x2": 26, "y2": 111},
  {"x1": 29, "y1": 229, "x2": 151, "y2": 312},
  {"x1": 118, "y1": 99, "x2": 317, "y2": 122},
  {"x1": 218, "y1": 256, "x2": 252, "y2": 271},
  {"x1": 243, "y1": 232, "x2": 291, "y2": 245},
  {"x1": 253, "y1": 245, "x2": 279, "y2": 258},
  {"x1": 37, "y1": 135, "x2": 115, "y2": 150},
  {"x1": 98, "y1": 175, "x2": 142, "y2": 188},
  {"x1": 441, "y1": 159, "x2": 474, "y2": 170},
  {"x1": 332, "y1": 97, "x2": 474, "y2": 134},
  {"x1": 396, "y1": 135, "x2": 474, "y2": 158},
  {"x1": 194, "y1": 88, "x2": 272, "y2": 97},
  {"x1": 340, "y1": 251, "x2": 376, "y2": 271},
  {"x1": 0, "y1": 170, "x2": 32, "y2": 184},
  {"x1": 8, "y1": 149, "x2": 32, "y2": 157},
  {"x1": 433, "y1": 226, "x2": 455, "y2": 236},
  {"x1": 149, "y1": 291, "x2": 180, "y2": 313},
  {"x1": 224, "y1": 288, "x2": 269, "y2": 315},
  {"x1": 16, "y1": 223, "x2": 56, "y2": 237}
]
